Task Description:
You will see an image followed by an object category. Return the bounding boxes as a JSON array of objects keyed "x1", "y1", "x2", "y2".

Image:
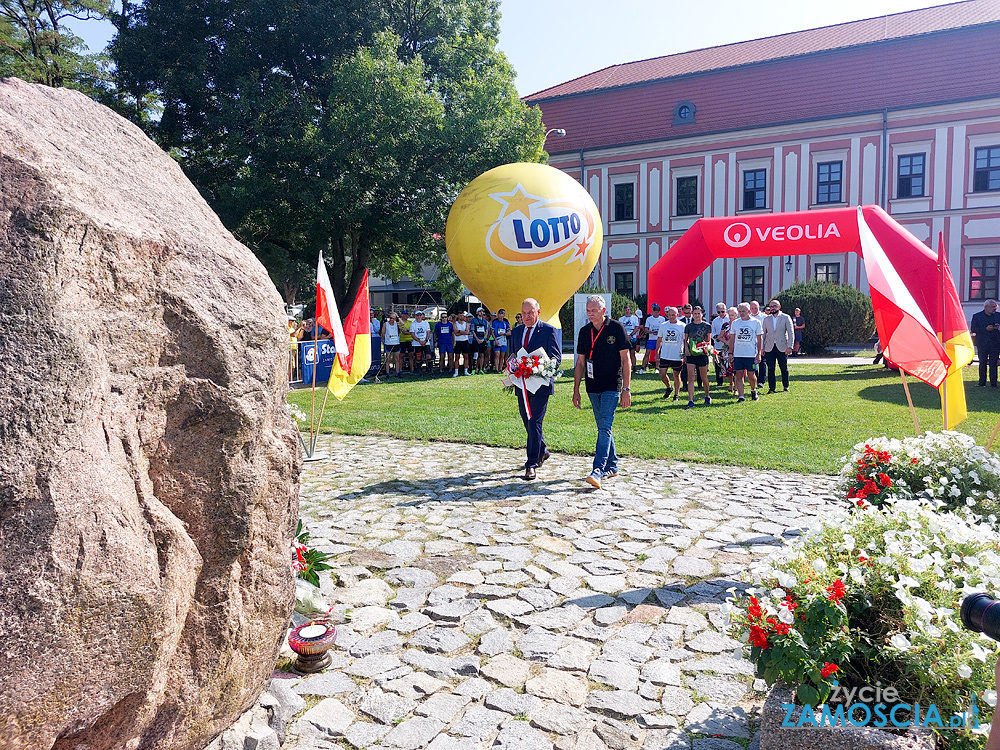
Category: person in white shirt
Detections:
[
  {"x1": 409, "y1": 311, "x2": 431, "y2": 374},
  {"x1": 381, "y1": 312, "x2": 402, "y2": 377},
  {"x1": 641, "y1": 303, "x2": 666, "y2": 373},
  {"x1": 749, "y1": 300, "x2": 768, "y2": 385},
  {"x1": 655, "y1": 306, "x2": 687, "y2": 401},
  {"x1": 619, "y1": 304, "x2": 641, "y2": 373},
  {"x1": 453, "y1": 312, "x2": 471, "y2": 376},
  {"x1": 710, "y1": 302, "x2": 728, "y2": 386},
  {"x1": 729, "y1": 302, "x2": 764, "y2": 403}
]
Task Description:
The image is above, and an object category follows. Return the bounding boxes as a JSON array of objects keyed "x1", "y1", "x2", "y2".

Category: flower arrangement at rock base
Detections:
[{"x1": 725, "y1": 496, "x2": 1000, "y2": 749}]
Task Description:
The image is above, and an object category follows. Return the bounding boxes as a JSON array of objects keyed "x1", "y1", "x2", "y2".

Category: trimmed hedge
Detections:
[{"x1": 774, "y1": 280, "x2": 874, "y2": 354}]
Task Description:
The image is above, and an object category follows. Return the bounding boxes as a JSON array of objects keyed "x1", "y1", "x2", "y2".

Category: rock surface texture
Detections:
[{"x1": 0, "y1": 78, "x2": 299, "y2": 750}]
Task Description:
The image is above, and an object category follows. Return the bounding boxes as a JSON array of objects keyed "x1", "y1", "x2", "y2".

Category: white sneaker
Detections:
[
  {"x1": 452, "y1": 370, "x2": 459, "y2": 378},
  {"x1": 465, "y1": 369, "x2": 471, "y2": 376},
  {"x1": 585, "y1": 470, "x2": 603, "y2": 489}
]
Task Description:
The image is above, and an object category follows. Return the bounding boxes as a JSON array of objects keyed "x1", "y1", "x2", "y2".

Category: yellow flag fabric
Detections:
[
  {"x1": 939, "y1": 331, "x2": 974, "y2": 429},
  {"x1": 328, "y1": 332, "x2": 372, "y2": 401}
]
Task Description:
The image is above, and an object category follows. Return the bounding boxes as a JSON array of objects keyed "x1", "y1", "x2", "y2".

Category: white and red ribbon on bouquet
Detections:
[{"x1": 501, "y1": 346, "x2": 551, "y2": 420}]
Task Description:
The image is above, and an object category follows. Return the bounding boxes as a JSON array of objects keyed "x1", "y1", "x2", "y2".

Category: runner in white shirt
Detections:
[
  {"x1": 655, "y1": 306, "x2": 687, "y2": 401},
  {"x1": 748, "y1": 300, "x2": 768, "y2": 386},
  {"x1": 730, "y1": 302, "x2": 764, "y2": 403},
  {"x1": 710, "y1": 302, "x2": 728, "y2": 386},
  {"x1": 619, "y1": 304, "x2": 641, "y2": 374},
  {"x1": 641, "y1": 303, "x2": 666, "y2": 373},
  {"x1": 409, "y1": 312, "x2": 431, "y2": 374}
]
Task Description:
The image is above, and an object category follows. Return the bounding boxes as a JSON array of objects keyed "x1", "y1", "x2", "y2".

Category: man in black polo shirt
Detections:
[{"x1": 573, "y1": 295, "x2": 632, "y2": 489}]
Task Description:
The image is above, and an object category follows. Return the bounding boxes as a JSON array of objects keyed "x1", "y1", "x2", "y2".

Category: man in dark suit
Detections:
[
  {"x1": 510, "y1": 298, "x2": 562, "y2": 480},
  {"x1": 971, "y1": 299, "x2": 1000, "y2": 387}
]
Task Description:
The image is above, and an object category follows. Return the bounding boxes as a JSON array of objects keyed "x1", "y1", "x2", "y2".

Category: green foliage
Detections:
[
  {"x1": 294, "y1": 519, "x2": 334, "y2": 589},
  {"x1": 110, "y1": 0, "x2": 545, "y2": 308},
  {"x1": 775, "y1": 280, "x2": 874, "y2": 354},
  {"x1": 0, "y1": 0, "x2": 110, "y2": 93},
  {"x1": 558, "y1": 283, "x2": 638, "y2": 334}
]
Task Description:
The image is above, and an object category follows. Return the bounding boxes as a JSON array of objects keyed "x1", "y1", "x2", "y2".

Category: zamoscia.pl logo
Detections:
[{"x1": 782, "y1": 681, "x2": 979, "y2": 729}]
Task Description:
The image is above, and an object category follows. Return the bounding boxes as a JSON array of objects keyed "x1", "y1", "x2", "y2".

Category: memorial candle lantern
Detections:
[{"x1": 287, "y1": 620, "x2": 337, "y2": 673}]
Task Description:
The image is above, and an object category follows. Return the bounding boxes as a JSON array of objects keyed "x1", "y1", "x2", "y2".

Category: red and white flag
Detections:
[
  {"x1": 315, "y1": 252, "x2": 349, "y2": 369},
  {"x1": 857, "y1": 207, "x2": 950, "y2": 388}
]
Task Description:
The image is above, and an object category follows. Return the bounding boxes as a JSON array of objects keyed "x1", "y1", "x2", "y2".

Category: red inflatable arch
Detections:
[{"x1": 647, "y1": 205, "x2": 925, "y2": 308}]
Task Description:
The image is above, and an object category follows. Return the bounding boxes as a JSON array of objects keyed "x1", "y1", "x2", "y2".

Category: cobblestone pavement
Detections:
[{"x1": 274, "y1": 435, "x2": 841, "y2": 750}]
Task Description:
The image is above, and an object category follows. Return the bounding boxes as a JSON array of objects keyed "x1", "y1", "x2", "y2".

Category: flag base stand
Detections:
[{"x1": 302, "y1": 451, "x2": 329, "y2": 463}]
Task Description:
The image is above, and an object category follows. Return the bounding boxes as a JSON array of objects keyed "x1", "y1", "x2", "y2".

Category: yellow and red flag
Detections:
[
  {"x1": 935, "y1": 234, "x2": 974, "y2": 429},
  {"x1": 328, "y1": 270, "x2": 371, "y2": 401}
]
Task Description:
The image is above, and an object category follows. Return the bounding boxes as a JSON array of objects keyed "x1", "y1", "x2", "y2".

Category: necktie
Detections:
[{"x1": 525, "y1": 326, "x2": 533, "y2": 347}]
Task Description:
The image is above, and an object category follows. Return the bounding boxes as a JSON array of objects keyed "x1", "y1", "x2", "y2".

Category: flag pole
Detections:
[
  {"x1": 899, "y1": 370, "x2": 921, "y2": 436},
  {"x1": 939, "y1": 232, "x2": 948, "y2": 431},
  {"x1": 987, "y1": 415, "x2": 1000, "y2": 452},
  {"x1": 313, "y1": 372, "x2": 334, "y2": 454},
  {"x1": 307, "y1": 324, "x2": 319, "y2": 457}
]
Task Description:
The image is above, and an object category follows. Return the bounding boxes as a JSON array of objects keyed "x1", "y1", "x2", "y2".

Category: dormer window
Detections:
[{"x1": 673, "y1": 101, "x2": 696, "y2": 126}]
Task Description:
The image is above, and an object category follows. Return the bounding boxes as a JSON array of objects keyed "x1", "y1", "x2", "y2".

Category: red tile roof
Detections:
[{"x1": 525, "y1": 0, "x2": 1000, "y2": 101}]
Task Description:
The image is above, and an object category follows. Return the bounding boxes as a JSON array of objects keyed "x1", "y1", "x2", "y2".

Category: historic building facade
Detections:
[{"x1": 528, "y1": 0, "x2": 1000, "y2": 316}]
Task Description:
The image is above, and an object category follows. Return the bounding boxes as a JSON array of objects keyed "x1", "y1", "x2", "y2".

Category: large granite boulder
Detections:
[{"x1": 0, "y1": 78, "x2": 300, "y2": 749}]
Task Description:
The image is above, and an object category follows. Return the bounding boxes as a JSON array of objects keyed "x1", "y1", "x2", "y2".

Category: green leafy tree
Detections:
[
  {"x1": 0, "y1": 0, "x2": 109, "y2": 92},
  {"x1": 110, "y1": 0, "x2": 545, "y2": 309},
  {"x1": 775, "y1": 280, "x2": 875, "y2": 353}
]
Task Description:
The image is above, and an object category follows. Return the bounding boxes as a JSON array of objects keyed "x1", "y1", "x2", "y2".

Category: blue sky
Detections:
[{"x1": 68, "y1": 0, "x2": 946, "y2": 96}]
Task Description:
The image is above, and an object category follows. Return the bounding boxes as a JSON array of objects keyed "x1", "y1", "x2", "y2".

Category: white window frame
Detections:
[
  {"x1": 671, "y1": 165, "x2": 703, "y2": 219},
  {"x1": 610, "y1": 174, "x2": 638, "y2": 223},
  {"x1": 809, "y1": 147, "x2": 849, "y2": 207},
  {"x1": 737, "y1": 157, "x2": 772, "y2": 214}
]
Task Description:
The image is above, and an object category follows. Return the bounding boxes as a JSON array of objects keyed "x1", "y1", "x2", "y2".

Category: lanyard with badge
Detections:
[{"x1": 587, "y1": 321, "x2": 605, "y2": 379}]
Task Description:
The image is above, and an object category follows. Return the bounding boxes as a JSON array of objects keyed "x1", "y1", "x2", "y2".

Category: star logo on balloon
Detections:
[{"x1": 485, "y1": 182, "x2": 597, "y2": 267}]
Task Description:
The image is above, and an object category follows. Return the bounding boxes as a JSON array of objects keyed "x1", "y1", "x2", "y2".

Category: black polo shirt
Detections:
[{"x1": 577, "y1": 317, "x2": 629, "y2": 394}]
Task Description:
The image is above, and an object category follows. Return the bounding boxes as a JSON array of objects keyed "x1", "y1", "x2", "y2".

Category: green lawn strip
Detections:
[{"x1": 289, "y1": 363, "x2": 999, "y2": 475}]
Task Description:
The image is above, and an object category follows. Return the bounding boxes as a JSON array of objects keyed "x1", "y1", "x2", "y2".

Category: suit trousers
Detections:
[
  {"x1": 518, "y1": 389, "x2": 550, "y2": 468},
  {"x1": 979, "y1": 344, "x2": 1000, "y2": 386},
  {"x1": 764, "y1": 348, "x2": 789, "y2": 391}
]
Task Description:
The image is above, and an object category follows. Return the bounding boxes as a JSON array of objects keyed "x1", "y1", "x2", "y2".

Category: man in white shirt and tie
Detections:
[{"x1": 761, "y1": 299, "x2": 794, "y2": 394}]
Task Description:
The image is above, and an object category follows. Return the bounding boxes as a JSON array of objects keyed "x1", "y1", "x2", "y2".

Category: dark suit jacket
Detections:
[{"x1": 511, "y1": 321, "x2": 562, "y2": 396}]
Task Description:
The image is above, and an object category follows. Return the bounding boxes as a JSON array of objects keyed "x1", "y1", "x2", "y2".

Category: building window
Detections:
[
  {"x1": 614, "y1": 182, "x2": 635, "y2": 221},
  {"x1": 676, "y1": 176, "x2": 698, "y2": 216},
  {"x1": 974, "y1": 147, "x2": 1000, "y2": 193},
  {"x1": 614, "y1": 271, "x2": 634, "y2": 298},
  {"x1": 741, "y1": 266, "x2": 764, "y2": 303},
  {"x1": 814, "y1": 263, "x2": 841, "y2": 284},
  {"x1": 816, "y1": 161, "x2": 842, "y2": 204},
  {"x1": 896, "y1": 154, "x2": 925, "y2": 198},
  {"x1": 742, "y1": 169, "x2": 766, "y2": 210},
  {"x1": 673, "y1": 100, "x2": 696, "y2": 126},
  {"x1": 971, "y1": 256, "x2": 1000, "y2": 300}
]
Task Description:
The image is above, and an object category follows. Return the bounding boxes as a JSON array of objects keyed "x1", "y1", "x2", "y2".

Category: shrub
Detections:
[
  {"x1": 558, "y1": 284, "x2": 637, "y2": 334},
  {"x1": 839, "y1": 432, "x2": 1000, "y2": 521},
  {"x1": 775, "y1": 280, "x2": 874, "y2": 354},
  {"x1": 726, "y1": 501, "x2": 1000, "y2": 748}
]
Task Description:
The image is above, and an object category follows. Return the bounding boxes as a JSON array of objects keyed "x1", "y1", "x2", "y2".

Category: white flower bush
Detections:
[
  {"x1": 839, "y1": 431, "x2": 1000, "y2": 522},
  {"x1": 726, "y1": 499, "x2": 1000, "y2": 749}
]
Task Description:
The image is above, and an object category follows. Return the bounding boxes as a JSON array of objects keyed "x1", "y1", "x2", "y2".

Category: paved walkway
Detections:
[{"x1": 275, "y1": 435, "x2": 842, "y2": 750}]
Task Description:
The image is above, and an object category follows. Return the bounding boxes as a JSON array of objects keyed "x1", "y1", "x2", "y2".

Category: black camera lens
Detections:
[{"x1": 961, "y1": 593, "x2": 1000, "y2": 642}]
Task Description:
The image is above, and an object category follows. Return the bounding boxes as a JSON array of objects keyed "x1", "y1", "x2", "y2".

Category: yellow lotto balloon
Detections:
[{"x1": 446, "y1": 162, "x2": 603, "y2": 328}]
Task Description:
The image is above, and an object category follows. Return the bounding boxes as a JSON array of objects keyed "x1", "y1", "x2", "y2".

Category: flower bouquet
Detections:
[
  {"x1": 501, "y1": 347, "x2": 561, "y2": 395},
  {"x1": 689, "y1": 340, "x2": 721, "y2": 367}
]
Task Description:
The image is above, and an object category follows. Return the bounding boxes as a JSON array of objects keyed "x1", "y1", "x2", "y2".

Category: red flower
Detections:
[
  {"x1": 747, "y1": 596, "x2": 763, "y2": 620},
  {"x1": 911, "y1": 457, "x2": 919, "y2": 464},
  {"x1": 856, "y1": 499, "x2": 869, "y2": 509},
  {"x1": 783, "y1": 595, "x2": 798, "y2": 611},
  {"x1": 749, "y1": 625, "x2": 770, "y2": 649},
  {"x1": 774, "y1": 622, "x2": 790, "y2": 635},
  {"x1": 821, "y1": 662, "x2": 839, "y2": 678},
  {"x1": 826, "y1": 579, "x2": 846, "y2": 603},
  {"x1": 296, "y1": 545, "x2": 307, "y2": 564},
  {"x1": 293, "y1": 560, "x2": 306, "y2": 571},
  {"x1": 878, "y1": 473, "x2": 892, "y2": 487}
]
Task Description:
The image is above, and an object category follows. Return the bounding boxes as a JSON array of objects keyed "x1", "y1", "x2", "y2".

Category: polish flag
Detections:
[
  {"x1": 857, "y1": 207, "x2": 950, "y2": 388},
  {"x1": 316, "y1": 252, "x2": 349, "y2": 369}
]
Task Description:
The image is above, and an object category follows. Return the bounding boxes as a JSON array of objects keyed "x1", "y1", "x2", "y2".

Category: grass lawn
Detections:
[{"x1": 289, "y1": 361, "x2": 1000, "y2": 475}]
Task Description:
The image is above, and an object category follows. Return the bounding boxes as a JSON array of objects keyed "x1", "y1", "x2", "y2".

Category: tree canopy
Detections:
[
  {"x1": 0, "y1": 0, "x2": 109, "y2": 92},
  {"x1": 111, "y1": 0, "x2": 545, "y2": 309}
]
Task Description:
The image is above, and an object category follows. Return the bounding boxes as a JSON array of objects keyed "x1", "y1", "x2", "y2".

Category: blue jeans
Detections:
[{"x1": 588, "y1": 391, "x2": 619, "y2": 474}]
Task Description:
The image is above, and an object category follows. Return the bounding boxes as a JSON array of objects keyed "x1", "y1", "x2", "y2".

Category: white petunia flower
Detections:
[
  {"x1": 890, "y1": 634, "x2": 912, "y2": 651},
  {"x1": 958, "y1": 664, "x2": 973, "y2": 679}
]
